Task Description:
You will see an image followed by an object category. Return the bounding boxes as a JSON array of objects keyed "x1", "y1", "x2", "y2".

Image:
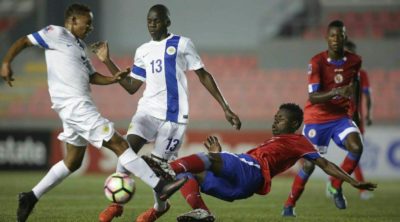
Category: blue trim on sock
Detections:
[
  {"x1": 298, "y1": 169, "x2": 310, "y2": 180},
  {"x1": 196, "y1": 152, "x2": 211, "y2": 170},
  {"x1": 347, "y1": 152, "x2": 361, "y2": 161}
]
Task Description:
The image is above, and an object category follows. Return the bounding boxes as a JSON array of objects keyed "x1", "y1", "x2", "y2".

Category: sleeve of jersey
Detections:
[
  {"x1": 27, "y1": 26, "x2": 55, "y2": 49},
  {"x1": 361, "y1": 71, "x2": 371, "y2": 95},
  {"x1": 183, "y1": 39, "x2": 204, "y2": 71},
  {"x1": 303, "y1": 152, "x2": 321, "y2": 161},
  {"x1": 130, "y1": 50, "x2": 146, "y2": 82},
  {"x1": 307, "y1": 59, "x2": 320, "y2": 93}
]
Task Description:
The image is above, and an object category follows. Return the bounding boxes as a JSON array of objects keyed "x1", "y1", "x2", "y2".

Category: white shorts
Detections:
[
  {"x1": 55, "y1": 100, "x2": 114, "y2": 148},
  {"x1": 127, "y1": 112, "x2": 187, "y2": 160}
]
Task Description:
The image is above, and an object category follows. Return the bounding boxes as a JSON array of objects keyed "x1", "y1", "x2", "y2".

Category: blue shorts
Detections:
[
  {"x1": 200, "y1": 152, "x2": 264, "y2": 202},
  {"x1": 303, "y1": 117, "x2": 360, "y2": 154}
]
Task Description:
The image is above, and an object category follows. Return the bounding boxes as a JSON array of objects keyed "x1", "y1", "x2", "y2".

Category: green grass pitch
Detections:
[{"x1": 0, "y1": 172, "x2": 399, "y2": 222}]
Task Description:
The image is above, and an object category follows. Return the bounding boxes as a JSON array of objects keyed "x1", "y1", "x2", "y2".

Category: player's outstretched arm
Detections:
[
  {"x1": 89, "y1": 68, "x2": 130, "y2": 85},
  {"x1": 91, "y1": 41, "x2": 143, "y2": 94},
  {"x1": 194, "y1": 68, "x2": 241, "y2": 130},
  {"x1": 313, "y1": 157, "x2": 377, "y2": 191},
  {"x1": 1, "y1": 36, "x2": 33, "y2": 87}
]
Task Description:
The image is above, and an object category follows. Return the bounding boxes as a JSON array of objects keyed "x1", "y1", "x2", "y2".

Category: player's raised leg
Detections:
[{"x1": 283, "y1": 160, "x2": 315, "y2": 217}]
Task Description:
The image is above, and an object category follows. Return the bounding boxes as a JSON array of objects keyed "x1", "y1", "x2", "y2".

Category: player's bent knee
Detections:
[{"x1": 303, "y1": 160, "x2": 315, "y2": 174}]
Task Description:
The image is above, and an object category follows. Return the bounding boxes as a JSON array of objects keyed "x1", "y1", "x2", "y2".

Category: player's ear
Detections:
[
  {"x1": 165, "y1": 18, "x2": 171, "y2": 27},
  {"x1": 291, "y1": 120, "x2": 301, "y2": 131}
]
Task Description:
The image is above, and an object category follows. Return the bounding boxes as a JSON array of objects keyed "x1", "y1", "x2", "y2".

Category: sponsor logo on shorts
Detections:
[
  {"x1": 103, "y1": 125, "x2": 110, "y2": 134},
  {"x1": 308, "y1": 129, "x2": 316, "y2": 138}
]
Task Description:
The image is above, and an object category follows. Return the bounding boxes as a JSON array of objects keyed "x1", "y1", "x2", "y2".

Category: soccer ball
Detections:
[{"x1": 104, "y1": 172, "x2": 135, "y2": 204}]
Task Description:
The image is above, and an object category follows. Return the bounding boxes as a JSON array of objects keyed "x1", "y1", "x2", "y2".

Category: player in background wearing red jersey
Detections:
[
  {"x1": 282, "y1": 20, "x2": 365, "y2": 216},
  {"x1": 343, "y1": 40, "x2": 374, "y2": 200},
  {"x1": 142, "y1": 103, "x2": 376, "y2": 222}
]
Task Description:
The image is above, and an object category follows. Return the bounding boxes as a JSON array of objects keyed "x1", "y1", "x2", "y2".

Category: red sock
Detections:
[
  {"x1": 180, "y1": 177, "x2": 209, "y2": 212},
  {"x1": 170, "y1": 154, "x2": 206, "y2": 174},
  {"x1": 353, "y1": 165, "x2": 365, "y2": 192},
  {"x1": 331, "y1": 153, "x2": 360, "y2": 189},
  {"x1": 284, "y1": 169, "x2": 310, "y2": 207}
]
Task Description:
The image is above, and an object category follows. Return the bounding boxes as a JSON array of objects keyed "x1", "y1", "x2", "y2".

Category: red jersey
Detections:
[
  {"x1": 304, "y1": 51, "x2": 362, "y2": 124},
  {"x1": 246, "y1": 134, "x2": 320, "y2": 195}
]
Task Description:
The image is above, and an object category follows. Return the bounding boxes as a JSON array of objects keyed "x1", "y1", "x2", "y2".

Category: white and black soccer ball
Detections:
[{"x1": 104, "y1": 172, "x2": 135, "y2": 204}]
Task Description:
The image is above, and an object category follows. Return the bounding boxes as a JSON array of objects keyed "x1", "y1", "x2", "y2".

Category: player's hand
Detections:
[
  {"x1": 224, "y1": 108, "x2": 241, "y2": 130},
  {"x1": 90, "y1": 41, "x2": 109, "y2": 62},
  {"x1": 204, "y1": 136, "x2": 222, "y2": 153},
  {"x1": 353, "y1": 181, "x2": 377, "y2": 191},
  {"x1": 1, "y1": 63, "x2": 14, "y2": 87},
  {"x1": 336, "y1": 83, "x2": 354, "y2": 98},
  {"x1": 113, "y1": 67, "x2": 130, "y2": 82}
]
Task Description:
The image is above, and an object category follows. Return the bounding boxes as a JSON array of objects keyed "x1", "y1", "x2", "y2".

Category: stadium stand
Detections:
[{"x1": 1, "y1": 55, "x2": 398, "y2": 125}]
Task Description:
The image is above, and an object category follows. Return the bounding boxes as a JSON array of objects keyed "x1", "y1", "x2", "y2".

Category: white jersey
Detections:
[
  {"x1": 131, "y1": 34, "x2": 204, "y2": 124},
  {"x1": 27, "y1": 25, "x2": 96, "y2": 109}
]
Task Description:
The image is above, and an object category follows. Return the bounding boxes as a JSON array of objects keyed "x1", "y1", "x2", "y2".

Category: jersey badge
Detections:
[
  {"x1": 334, "y1": 73, "x2": 343, "y2": 84},
  {"x1": 166, "y1": 46, "x2": 176, "y2": 55}
]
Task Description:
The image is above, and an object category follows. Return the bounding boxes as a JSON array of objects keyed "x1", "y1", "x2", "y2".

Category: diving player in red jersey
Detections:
[
  {"x1": 344, "y1": 40, "x2": 374, "y2": 200},
  {"x1": 142, "y1": 103, "x2": 376, "y2": 222},
  {"x1": 283, "y1": 20, "x2": 364, "y2": 216}
]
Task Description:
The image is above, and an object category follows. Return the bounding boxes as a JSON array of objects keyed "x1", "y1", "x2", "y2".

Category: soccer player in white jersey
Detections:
[
  {"x1": 1, "y1": 4, "x2": 188, "y2": 222},
  {"x1": 92, "y1": 4, "x2": 241, "y2": 222}
]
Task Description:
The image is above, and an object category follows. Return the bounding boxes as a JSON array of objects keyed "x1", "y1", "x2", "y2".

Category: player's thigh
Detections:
[
  {"x1": 303, "y1": 122, "x2": 335, "y2": 154},
  {"x1": 58, "y1": 100, "x2": 115, "y2": 149},
  {"x1": 153, "y1": 121, "x2": 187, "y2": 160},
  {"x1": 331, "y1": 118, "x2": 362, "y2": 151},
  {"x1": 127, "y1": 112, "x2": 159, "y2": 142}
]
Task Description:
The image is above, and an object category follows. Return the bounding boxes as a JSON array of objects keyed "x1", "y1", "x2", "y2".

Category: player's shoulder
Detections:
[
  {"x1": 345, "y1": 51, "x2": 362, "y2": 63},
  {"x1": 42, "y1": 25, "x2": 66, "y2": 36},
  {"x1": 310, "y1": 51, "x2": 326, "y2": 64}
]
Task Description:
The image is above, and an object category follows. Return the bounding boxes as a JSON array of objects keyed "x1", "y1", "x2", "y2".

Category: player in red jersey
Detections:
[
  {"x1": 142, "y1": 103, "x2": 376, "y2": 222},
  {"x1": 282, "y1": 20, "x2": 365, "y2": 216},
  {"x1": 343, "y1": 40, "x2": 374, "y2": 200}
]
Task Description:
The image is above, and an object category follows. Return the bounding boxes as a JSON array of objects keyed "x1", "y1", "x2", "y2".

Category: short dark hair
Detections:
[
  {"x1": 328, "y1": 20, "x2": 346, "y2": 32},
  {"x1": 345, "y1": 40, "x2": 356, "y2": 53},
  {"x1": 279, "y1": 103, "x2": 303, "y2": 130},
  {"x1": 65, "y1": 3, "x2": 91, "y2": 20},
  {"x1": 149, "y1": 4, "x2": 170, "y2": 20}
]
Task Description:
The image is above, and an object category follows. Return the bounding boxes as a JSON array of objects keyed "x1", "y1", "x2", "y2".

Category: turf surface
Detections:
[{"x1": 0, "y1": 171, "x2": 399, "y2": 222}]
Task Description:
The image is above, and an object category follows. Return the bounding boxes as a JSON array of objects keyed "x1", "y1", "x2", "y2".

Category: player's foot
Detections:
[
  {"x1": 177, "y1": 208, "x2": 215, "y2": 222},
  {"x1": 282, "y1": 205, "x2": 296, "y2": 217},
  {"x1": 157, "y1": 176, "x2": 188, "y2": 201},
  {"x1": 142, "y1": 155, "x2": 175, "y2": 181},
  {"x1": 98, "y1": 203, "x2": 123, "y2": 222},
  {"x1": 360, "y1": 190, "x2": 374, "y2": 200},
  {"x1": 17, "y1": 191, "x2": 38, "y2": 222},
  {"x1": 136, "y1": 202, "x2": 170, "y2": 222},
  {"x1": 327, "y1": 183, "x2": 347, "y2": 209}
]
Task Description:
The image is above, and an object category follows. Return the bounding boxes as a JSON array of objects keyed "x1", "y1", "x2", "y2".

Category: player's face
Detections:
[
  {"x1": 326, "y1": 27, "x2": 346, "y2": 54},
  {"x1": 71, "y1": 12, "x2": 93, "y2": 39},
  {"x1": 147, "y1": 10, "x2": 169, "y2": 41},
  {"x1": 272, "y1": 109, "x2": 293, "y2": 135}
]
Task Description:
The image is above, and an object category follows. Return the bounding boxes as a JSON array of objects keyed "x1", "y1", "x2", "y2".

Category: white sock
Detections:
[
  {"x1": 152, "y1": 190, "x2": 168, "y2": 211},
  {"x1": 118, "y1": 148, "x2": 160, "y2": 188},
  {"x1": 116, "y1": 160, "x2": 130, "y2": 174},
  {"x1": 32, "y1": 161, "x2": 71, "y2": 199}
]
